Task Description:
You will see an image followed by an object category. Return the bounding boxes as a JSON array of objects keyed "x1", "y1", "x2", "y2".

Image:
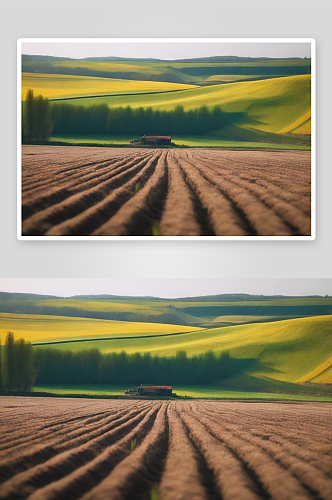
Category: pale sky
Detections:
[
  {"x1": 0, "y1": 279, "x2": 329, "y2": 298},
  {"x1": 21, "y1": 41, "x2": 311, "y2": 60}
]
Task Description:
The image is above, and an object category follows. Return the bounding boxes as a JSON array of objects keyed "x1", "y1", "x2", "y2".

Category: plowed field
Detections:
[
  {"x1": 1, "y1": 397, "x2": 331, "y2": 500},
  {"x1": 21, "y1": 146, "x2": 311, "y2": 236}
]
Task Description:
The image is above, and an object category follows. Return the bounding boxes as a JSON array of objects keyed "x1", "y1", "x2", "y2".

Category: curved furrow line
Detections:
[
  {"x1": 0, "y1": 402, "x2": 148, "y2": 454},
  {"x1": 190, "y1": 151, "x2": 311, "y2": 233},
  {"x1": 193, "y1": 151, "x2": 311, "y2": 197},
  {"x1": 0, "y1": 405, "x2": 149, "y2": 484},
  {"x1": 226, "y1": 177, "x2": 311, "y2": 235},
  {"x1": 159, "y1": 151, "x2": 203, "y2": 236},
  {"x1": 0, "y1": 406, "x2": 156, "y2": 500},
  {"x1": 268, "y1": 436, "x2": 332, "y2": 477},
  {"x1": 22, "y1": 152, "x2": 153, "y2": 222},
  {"x1": 200, "y1": 404, "x2": 332, "y2": 492},
  {"x1": 21, "y1": 154, "x2": 135, "y2": 191},
  {"x1": 212, "y1": 418, "x2": 332, "y2": 460},
  {"x1": 191, "y1": 409, "x2": 315, "y2": 500},
  {"x1": 214, "y1": 172, "x2": 311, "y2": 235},
  {"x1": 0, "y1": 410, "x2": 114, "y2": 454},
  {"x1": 182, "y1": 153, "x2": 292, "y2": 236},
  {"x1": 234, "y1": 430, "x2": 332, "y2": 500},
  {"x1": 0, "y1": 403, "x2": 144, "y2": 448},
  {"x1": 0, "y1": 408, "x2": 136, "y2": 459},
  {"x1": 93, "y1": 151, "x2": 168, "y2": 236},
  {"x1": 158, "y1": 404, "x2": 211, "y2": 500},
  {"x1": 44, "y1": 152, "x2": 162, "y2": 236},
  {"x1": 22, "y1": 152, "x2": 151, "y2": 199},
  {"x1": 21, "y1": 148, "x2": 132, "y2": 182},
  {"x1": 22, "y1": 154, "x2": 157, "y2": 235},
  {"x1": 251, "y1": 180, "x2": 311, "y2": 214},
  {"x1": 77, "y1": 403, "x2": 168, "y2": 500},
  {"x1": 178, "y1": 406, "x2": 265, "y2": 500},
  {"x1": 190, "y1": 155, "x2": 310, "y2": 236},
  {"x1": 23, "y1": 403, "x2": 162, "y2": 500},
  {"x1": 175, "y1": 154, "x2": 250, "y2": 236}
]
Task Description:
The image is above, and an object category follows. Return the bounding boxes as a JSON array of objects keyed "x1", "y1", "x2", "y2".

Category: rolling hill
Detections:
[
  {"x1": 0, "y1": 312, "x2": 201, "y2": 345},
  {"x1": 21, "y1": 73, "x2": 197, "y2": 100},
  {"x1": 22, "y1": 54, "x2": 311, "y2": 85},
  {"x1": 1, "y1": 293, "x2": 330, "y2": 388},
  {"x1": 50, "y1": 75, "x2": 310, "y2": 136},
  {"x1": 21, "y1": 55, "x2": 311, "y2": 147},
  {"x1": 0, "y1": 293, "x2": 331, "y2": 326}
]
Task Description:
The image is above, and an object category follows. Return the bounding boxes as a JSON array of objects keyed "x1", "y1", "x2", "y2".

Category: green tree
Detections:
[
  {"x1": 2, "y1": 333, "x2": 35, "y2": 393},
  {"x1": 3, "y1": 332, "x2": 14, "y2": 393},
  {"x1": 23, "y1": 89, "x2": 53, "y2": 143}
]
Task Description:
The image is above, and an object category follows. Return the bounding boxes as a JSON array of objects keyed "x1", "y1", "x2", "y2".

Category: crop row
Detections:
[
  {"x1": 0, "y1": 397, "x2": 331, "y2": 500},
  {"x1": 21, "y1": 146, "x2": 311, "y2": 236}
]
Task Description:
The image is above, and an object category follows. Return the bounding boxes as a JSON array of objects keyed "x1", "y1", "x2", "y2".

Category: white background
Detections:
[{"x1": 1, "y1": 0, "x2": 331, "y2": 279}]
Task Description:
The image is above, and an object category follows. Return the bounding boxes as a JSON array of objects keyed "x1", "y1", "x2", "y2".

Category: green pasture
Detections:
[
  {"x1": 30, "y1": 314, "x2": 332, "y2": 385},
  {"x1": 22, "y1": 72, "x2": 196, "y2": 100},
  {"x1": 32, "y1": 384, "x2": 332, "y2": 402},
  {"x1": 0, "y1": 312, "x2": 201, "y2": 345},
  {"x1": 50, "y1": 75, "x2": 311, "y2": 135},
  {"x1": 49, "y1": 135, "x2": 310, "y2": 150}
]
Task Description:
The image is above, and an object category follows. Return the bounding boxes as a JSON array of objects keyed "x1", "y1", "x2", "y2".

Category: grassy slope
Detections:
[
  {"x1": 3, "y1": 296, "x2": 331, "y2": 322},
  {"x1": 54, "y1": 75, "x2": 311, "y2": 136},
  {"x1": 22, "y1": 58, "x2": 310, "y2": 84},
  {"x1": 18, "y1": 311, "x2": 332, "y2": 385},
  {"x1": 0, "y1": 312, "x2": 201, "y2": 344},
  {"x1": 49, "y1": 135, "x2": 311, "y2": 150},
  {"x1": 2, "y1": 296, "x2": 331, "y2": 322},
  {"x1": 21, "y1": 72, "x2": 197, "y2": 100},
  {"x1": 32, "y1": 384, "x2": 332, "y2": 402}
]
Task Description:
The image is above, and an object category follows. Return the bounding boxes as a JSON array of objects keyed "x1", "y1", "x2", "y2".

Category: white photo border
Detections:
[{"x1": 17, "y1": 38, "x2": 316, "y2": 241}]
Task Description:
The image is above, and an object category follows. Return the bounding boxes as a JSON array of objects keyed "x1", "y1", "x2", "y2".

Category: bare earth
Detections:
[
  {"x1": 0, "y1": 397, "x2": 331, "y2": 499},
  {"x1": 21, "y1": 146, "x2": 311, "y2": 237}
]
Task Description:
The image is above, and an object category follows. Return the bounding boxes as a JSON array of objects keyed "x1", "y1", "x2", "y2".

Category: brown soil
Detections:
[
  {"x1": 0, "y1": 398, "x2": 331, "y2": 500},
  {"x1": 21, "y1": 146, "x2": 311, "y2": 236}
]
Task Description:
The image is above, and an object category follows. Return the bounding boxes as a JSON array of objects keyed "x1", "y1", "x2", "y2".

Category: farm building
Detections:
[
  {"x1": 141, "y1": 135, "x2": 171, "y2": 145},
  {"x1": 130, "y1": 135, "x2": 171, "y2": 145},
  {"x1": 125, "y1": 385, "x2": 173, "y2": 396}
]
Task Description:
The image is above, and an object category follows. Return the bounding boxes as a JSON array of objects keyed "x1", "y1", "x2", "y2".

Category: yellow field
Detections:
[
  {"x1": 0, "y1": 313, "x2": 200, "y2": 344},
  {"x1": 71, "y1": 315, "x2": 330, "y2": 385},
  {"x1": 45, "y1": 74, "x2": 310, "y2": 135},
  {"x1": 36, "y1": 298, "x2": 163, "y2": 315},
  {"x1": 281, "y1": 109, "x2": 311, "y2": 134},
  {"x1": 211, "y1": 315, "x2": 280, "y2": 324},
  {"x1": 21, "y1": 73, "x2": 197, "y2": 100}
]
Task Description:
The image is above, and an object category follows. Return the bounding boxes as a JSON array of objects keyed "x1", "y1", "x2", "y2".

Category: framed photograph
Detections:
[
  {"x1": 18, "y1": 38, "x2": 315, "y2": 239},
  {"x1": 1, "y1": 277, "x2": 331, "y2": 499}
]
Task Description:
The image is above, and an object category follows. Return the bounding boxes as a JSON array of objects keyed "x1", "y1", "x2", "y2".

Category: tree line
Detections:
[
  {"x1": 34, "y1": 346, "x2": 254, "y2": 385},
  {"x1": 21, "y1": 88, "x2": 245, "y2": 143},
  {"x1": 51, "y1": 103, "x2": 244, "y2": 136},
  {"x1": 0, "y1": 333, "x2": 35, "y2": 393},
  {"x1": 22, "y1": 90, "x2": 52, "y2": 143},
  {"x1": 0, "y1": 332, "x2": 255, "y2": 391}
]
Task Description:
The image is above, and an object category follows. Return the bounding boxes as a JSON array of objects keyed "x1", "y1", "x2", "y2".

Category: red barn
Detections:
[
  {"x1": 125, "y1": 384, "x2": 173, "y2": 396},
  {"x1": 140, "y1": 135, "x2": 171, "y2": 145}
]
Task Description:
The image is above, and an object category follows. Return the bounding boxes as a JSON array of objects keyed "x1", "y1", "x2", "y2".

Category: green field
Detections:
[
  {"x1": 2, "y1": 295, "x2": 330, "y2": 327},
  {"x1": 22, "y1": 56, "x2": 311, "y2": 85},
  {"x1": 22, "y1": 72, "x2": 196, "y2": 100},
  {"x1": 49, "y1": 135, "x2": 310, "y2": 150},
  {"x1": 47, "y1": 75, "x2": 311, "y2": 135},
  {"x1": 0, "y1": 312, "x2": 200, "y2": 345},
  {"x1": 22, "y1": 54, "x2": 311, "y2": 148},
  {"x1": 2, "y1": 310, "x2": 331, "y2": 385},
  {"x1": 34, "y1": 315, "x2": 331, "y2": 384},
  {"x1": 32, "y1": 384, "x2": 332, "y2": 402},
  {"x1": 2, "y1": 292, "x2": 330, "y2": 392}
]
